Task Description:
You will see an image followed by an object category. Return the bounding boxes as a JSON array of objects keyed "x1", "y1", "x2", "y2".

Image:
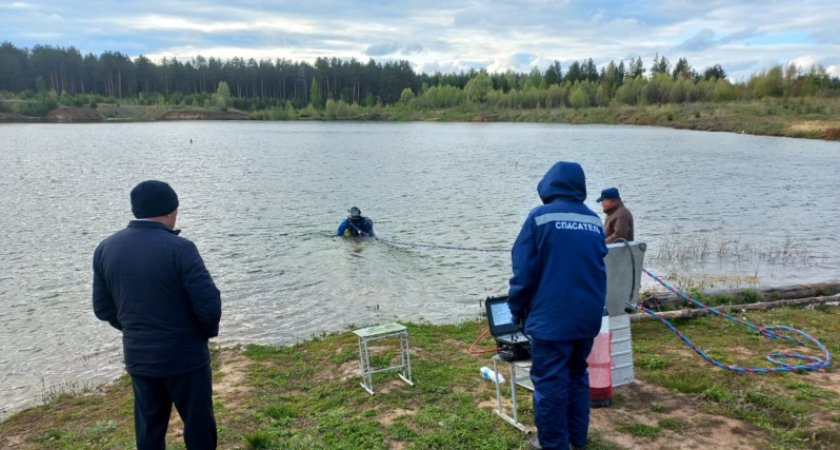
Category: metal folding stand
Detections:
[
  {"x1": 353, "y1": 322, "x2": 414, "y2": 395},
  {"x1": 491, "y1": 354, "x2": 534, "y2": 433}
]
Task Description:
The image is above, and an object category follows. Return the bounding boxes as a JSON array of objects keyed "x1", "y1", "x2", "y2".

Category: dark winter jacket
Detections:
[
  {"x1": 93, "y1": 220, "x2": 221, "y2": 377},
  {"x1": 507, "y1": 161, "x2": 608, "y2": 341},
  {"x1": 603, "y1": 201, "x2": 634, "y2": 244},
  {"x1": 337, "y1": 216, "x2": 375, "y2": 237}
]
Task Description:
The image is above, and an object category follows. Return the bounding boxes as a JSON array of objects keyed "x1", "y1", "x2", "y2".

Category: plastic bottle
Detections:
[
  {"x1": 480, "y1": 366, "x2": 506, "y2": 384},
  {"x1": 587, "y1": 307, "x2": 613, "y2": 407}
]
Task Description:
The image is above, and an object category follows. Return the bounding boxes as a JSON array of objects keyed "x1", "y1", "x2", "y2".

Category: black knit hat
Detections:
[{"x1": 130, "y1": 180, "x2": 179, "y2": 218}]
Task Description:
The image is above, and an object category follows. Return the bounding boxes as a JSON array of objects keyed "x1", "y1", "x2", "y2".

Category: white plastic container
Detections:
[{"x1": 480, "y1": 366, "x2": 506, "y2": 384}]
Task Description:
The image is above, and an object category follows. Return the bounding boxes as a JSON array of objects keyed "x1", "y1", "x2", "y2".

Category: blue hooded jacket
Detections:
[{"x1": 507, "y1": 161, "x2": 608, "y2": 341}]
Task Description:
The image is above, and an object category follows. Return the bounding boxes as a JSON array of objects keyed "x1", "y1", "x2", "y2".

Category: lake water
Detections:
[{"x1": 1, "y1": 121, "x2": 838, "y2": 415}]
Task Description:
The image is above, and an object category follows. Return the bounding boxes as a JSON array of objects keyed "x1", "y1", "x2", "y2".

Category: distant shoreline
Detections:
[{"x1": 2, "y1": 99, "x2": 840, "y2": 141}]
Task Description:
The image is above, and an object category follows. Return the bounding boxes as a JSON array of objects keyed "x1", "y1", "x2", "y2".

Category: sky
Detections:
[{"x1": 2, "y1": 0, "x2": 839, "y2": 81}]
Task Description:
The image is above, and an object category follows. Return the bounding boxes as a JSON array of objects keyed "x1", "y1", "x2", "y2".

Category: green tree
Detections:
[
  {"x1": 569, "y1": 83, "x2": 590, "y2": 108},
  {"x1": 464, "y1": 71, "x2": 492, "y2": 103},
  {"x1": 629, "y1": 57, "x2": 645, "y2": 79},
  {"x1": 671, "y1": 58, "x2": 693, "y2": 80},
  {"x1": 702, "y1": 64, "x2": 726, "y2": 81},
  {"x1": 565, "y1": 61, "x2": 583, "y2": 83},
  {"x1": 643, "y1": 73, "x2": 672, "y2": 104},
  {"x1": 310, "y1": 77, "x2": 323, "y2": 109},
  {"x1": 750, "y1": 65, "x2": 784, "y2": 98},
  {"x1": 214, "y1": 80, "x2": 231, "y2": 108},
  {"x1": 544, "y1": 61, "x2": 562, "y2": 86},
  {"x1": 399, "y1": 87, "x2": 415, "y2": 103},
  {"x1": 651, "y1": 53, "x2": 670, "y2": 75}
]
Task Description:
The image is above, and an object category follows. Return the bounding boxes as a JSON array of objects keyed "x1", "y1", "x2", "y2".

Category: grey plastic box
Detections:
[{"x1": 604, "y1": 241, "x2": 646, "y2": 387}]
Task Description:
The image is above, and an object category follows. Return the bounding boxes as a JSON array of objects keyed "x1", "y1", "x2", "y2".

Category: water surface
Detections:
[{"x1": 1, "y1": 121, "x2": 838, "y2": 414}]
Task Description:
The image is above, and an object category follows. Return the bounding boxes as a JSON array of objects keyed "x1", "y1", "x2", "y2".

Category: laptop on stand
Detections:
[{"x1": 485, "y1": 296, "x2": 531, "y2": 361}]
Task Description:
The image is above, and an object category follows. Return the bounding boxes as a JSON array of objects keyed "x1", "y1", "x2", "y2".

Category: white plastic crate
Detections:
[{"x1": 609, "y1": 314, "x2": 634, "y2": 387}]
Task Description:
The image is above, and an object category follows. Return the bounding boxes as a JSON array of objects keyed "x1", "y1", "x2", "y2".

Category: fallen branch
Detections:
[
  {"x1": 630, "y1": 294, "x2": 840, "y2": 323},
  {"x1": 641, "y1": 282, "x2": 840, "y2": 309}
]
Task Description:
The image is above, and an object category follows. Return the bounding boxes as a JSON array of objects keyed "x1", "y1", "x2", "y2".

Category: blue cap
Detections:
[{"x1": 596, "y1": 187, "x2": 620, "y2": 203}]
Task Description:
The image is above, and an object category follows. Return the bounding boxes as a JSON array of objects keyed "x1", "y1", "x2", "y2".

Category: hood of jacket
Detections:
[{"x1": 537, "y1": 161, "x2": 587, "y2": 204}]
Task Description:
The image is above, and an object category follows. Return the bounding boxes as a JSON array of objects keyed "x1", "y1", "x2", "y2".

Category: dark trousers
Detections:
[
  {"x1": 530, "y1": 337, "x2": 594, "y2": 450},
  {"x1": 130, "y1": 365, "x2": 217, "y2": 450}
]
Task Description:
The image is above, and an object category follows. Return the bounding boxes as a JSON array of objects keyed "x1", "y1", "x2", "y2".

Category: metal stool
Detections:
[{"x1": 352, "y1": 322, "x2": 414, "y2": 394}]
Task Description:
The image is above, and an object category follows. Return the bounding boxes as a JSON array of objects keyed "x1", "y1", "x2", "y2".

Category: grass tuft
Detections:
[{"x1": 617, "y1": 421, "x2": 661, "y2": 438}]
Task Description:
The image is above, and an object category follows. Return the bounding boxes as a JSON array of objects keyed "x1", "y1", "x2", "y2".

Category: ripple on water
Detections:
[{"x1": 1, "y1": 122, "x2": 839, "y2": 415}]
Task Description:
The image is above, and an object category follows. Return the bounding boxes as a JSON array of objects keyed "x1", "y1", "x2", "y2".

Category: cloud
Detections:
[
  {"x1": 364, "y1": 43, "x2": 424, "y2": 57},
  {"x1": 364, "y1": 43, "x2": 400, "y2": 57},
  {"x1": 0, "y1": 2, "x2": 33, "y2": 9},
  {"x1": 1, "y1": 0, "x2": 838, "y2": 81},
  {"x1": 675, "y1": 29, "x2": 716, "y2": 52},
  {"x1": 401, "y1": 44, "x2": 423, "y2": 56}
]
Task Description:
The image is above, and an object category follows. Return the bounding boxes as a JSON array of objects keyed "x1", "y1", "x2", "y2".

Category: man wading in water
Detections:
[{"x1": 336, "y1": 206, "x2": 375, "y2": 237}]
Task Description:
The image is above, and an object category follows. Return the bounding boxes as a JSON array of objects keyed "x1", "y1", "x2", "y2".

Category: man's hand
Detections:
[{"x1": 514, "y1": 315, "x2": 525, "y2": 331}]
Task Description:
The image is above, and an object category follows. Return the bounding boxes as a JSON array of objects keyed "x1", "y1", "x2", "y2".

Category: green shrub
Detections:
[
  {"x1": 245, "y1": 430, "x2": 275, "y2": 449},
  {"x1": 638, "y1": 356, "x2": 667, "y2": 371},
  {"x1": 16, "y1": 97, "x2": 58, "y2": 117}
]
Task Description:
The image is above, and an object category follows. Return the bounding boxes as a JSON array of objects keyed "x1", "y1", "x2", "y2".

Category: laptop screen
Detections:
[
  {"x1": 490, "y1": 301, "x2": 514, "y2": 327},
  {"x1": 485, "y1": 296, "x2": 521, "y2": 336}
]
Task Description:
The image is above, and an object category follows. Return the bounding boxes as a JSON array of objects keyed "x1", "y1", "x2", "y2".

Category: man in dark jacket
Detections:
[
  {"x1": 508, "y1": 162, "x2": 608, "y2": 450},
  {"x1": 336, "y1": 206, "x2": 375, "y2": 237},
  {"x1": 596, "y1": 187, "x2": 634, "y2": 244},
  {"x1": 93, "y1": 180, "x2": 222, "y2": 450}
]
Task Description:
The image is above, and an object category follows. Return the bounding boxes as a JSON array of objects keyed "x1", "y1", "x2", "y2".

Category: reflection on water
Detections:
[{"x1": 0, "y1": 121, "x2": 838, "y2": 414}]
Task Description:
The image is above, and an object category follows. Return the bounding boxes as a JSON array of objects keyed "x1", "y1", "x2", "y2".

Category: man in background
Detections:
[
  {"x1": 508, "y1": 161, "x2": 608, "y2": 450},
  {"x1": 337, "y1": 206, "x2": 375, "y2": 237},
  {"x1": 93, "y1": 180, "x2": 222, "y2": 449},
  {"x1": 597, "y1": 187, "x2": 634, "y2": 244}
]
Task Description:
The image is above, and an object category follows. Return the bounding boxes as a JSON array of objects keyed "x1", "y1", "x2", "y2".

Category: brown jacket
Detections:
[{"x1": 604, "y1": 201, "x2": 634, "y2": 243}]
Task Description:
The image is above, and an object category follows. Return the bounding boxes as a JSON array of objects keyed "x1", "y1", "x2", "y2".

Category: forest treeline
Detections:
[{"x1": 1, "y1": 41, "x2": 839, "y2": 118}]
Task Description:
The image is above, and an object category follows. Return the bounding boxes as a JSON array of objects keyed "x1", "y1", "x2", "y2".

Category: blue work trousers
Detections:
[
  {"x1": 131, "y1": 364, "x2": 217, "y2": 450},
  {"x1": 530, "y1": 337, "x2": 594, "y2": 450}
]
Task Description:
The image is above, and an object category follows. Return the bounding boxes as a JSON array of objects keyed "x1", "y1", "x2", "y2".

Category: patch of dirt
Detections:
[
  {"x1": 378, "y1": 408, "x2": 416, "y2": 427},
  {"x1": 214, "y1": 348, "x2": 252, "y2": 413},
  {"x1": 0, "y1": 434, "x2": 25, "y2": 448},
  {"x1": 589, "y1": 381, "x2": 767, "y2": 449},
  {"x1": 787, "y1": 120, "x2": 840, "y2": 132},
  {"x1": 337, "y1": 360, "x2": 361, "y2": 383},
  {"x1": 157, "y1": 110, "x2": 249, "y2": 120},
  {"x1": 45, "y1": 106, "x2": 103, "y2": 122},
  {"x1": 376, "y1": 379, "x2": 412, "y2": 395},
  {"x1": 479, "y1": 379, "x2": 768, "y2": 448},
  {"x1": 0, "y1": 112, "x2": 38, "y2": 122},
  {"x1": 817, "y1": 370, "x2": 840, "y2": 396}
]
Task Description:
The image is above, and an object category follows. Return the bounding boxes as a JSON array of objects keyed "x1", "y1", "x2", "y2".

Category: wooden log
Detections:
[
  {"x1": 642, "y1": 282, "x2": 840, "y2": 309},
  {"x1": 631, "y1": 294, "x2": 840, "y2": 323}
]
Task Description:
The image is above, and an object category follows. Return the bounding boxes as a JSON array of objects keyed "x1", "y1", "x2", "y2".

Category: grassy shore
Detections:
[
  {"x1": 386, "y1": 98, "x2": 840, "y2": 141},
  {"x1": 1, "y1": 305, "x2": 838, "y2": 449},
  {"x1": 3, "y1": 97, "x2": 840, "y2": 141}
]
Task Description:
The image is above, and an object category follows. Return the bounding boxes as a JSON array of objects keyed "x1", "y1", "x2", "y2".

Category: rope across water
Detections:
[
  {"x1": 360, "y1": 235, "x2": 832, "y2": 373},
  {"x1": 374, "y1": 236, "x2": 509, "y2": 253},
  {"x1": 641, "y1": 268, "x2": 832, "y2": 373}
]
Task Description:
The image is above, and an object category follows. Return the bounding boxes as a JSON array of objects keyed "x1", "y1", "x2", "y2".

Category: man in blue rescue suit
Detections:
[
  {"x1": 336, "y1": 206, "x2": 375, "y2": 237},
  {"x1": 507, "y1": 161, "x2": 608, "y2": 450},
  {"x1": 93, "y1": 180, "x2": 222, "y2": 450}
]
